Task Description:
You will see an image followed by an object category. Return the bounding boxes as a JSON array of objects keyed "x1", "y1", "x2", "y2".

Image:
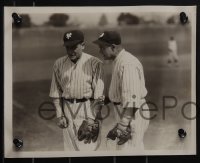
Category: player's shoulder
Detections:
[
  {"x1": 83, "y1": 52, "x2": 103, "y2": 64},
  {"x1": 121, "y1": 50, "x2": 142, "y2": 67},
  {"x1": 53, "y1": 56, "x2": 68, "y2": 68}
]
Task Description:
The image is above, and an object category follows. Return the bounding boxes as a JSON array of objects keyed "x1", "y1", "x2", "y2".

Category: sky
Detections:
[{"x1": 29, "y1": 12, "x2": 176, "y2": 26}]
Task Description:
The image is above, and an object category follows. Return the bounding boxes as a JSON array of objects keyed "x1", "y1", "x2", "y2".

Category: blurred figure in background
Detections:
[{"x1": 167, "y1": 36, "x2": 179, "y2": 66}]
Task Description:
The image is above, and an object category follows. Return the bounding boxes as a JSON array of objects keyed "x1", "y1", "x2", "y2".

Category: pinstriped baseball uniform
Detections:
[
  {"x1": 49, "y1": 52, "x2": 104, "y2": 151},
  {"x1": 49, "y1": 52, "x2": 104, "y2": 100},
  {"x1": 108, "y1": 49, "x2": 149, "y2": 150}
]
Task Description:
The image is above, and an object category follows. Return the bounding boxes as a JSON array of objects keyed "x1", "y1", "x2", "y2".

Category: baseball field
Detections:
[{"x1": 12, "y1": 25, "x2": 193, "y2": 151}]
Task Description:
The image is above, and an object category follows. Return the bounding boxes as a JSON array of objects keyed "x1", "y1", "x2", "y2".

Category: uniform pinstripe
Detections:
[
  {"x1": 108, "y1": 49, "x2": 149, "y2": 150},
  {"x1": 49, "y1": 52, "x2": 104, "y2": 151},
  {"x1": 109, "y1": 49, "x2": 147, "y2": 108},
  {"x1": 50, "y1": 52, "x2": 104, "y2": 100}
]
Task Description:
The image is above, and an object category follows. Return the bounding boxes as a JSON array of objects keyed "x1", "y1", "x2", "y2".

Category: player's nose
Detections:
[{"x1": 67, "y1": 49, "x2": 75, "y2": 55}]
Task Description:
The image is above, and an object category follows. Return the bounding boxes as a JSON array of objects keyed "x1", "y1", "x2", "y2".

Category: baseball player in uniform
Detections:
[
  {"x1": 93, "y1": 31, "x2": 150, "y2": 150},
  {"x1": 167, "y1": 36, "x2": 179, "y2": 66},
  {"x1": 49, "y1": 30, "x2": 104, "y2": 151}
]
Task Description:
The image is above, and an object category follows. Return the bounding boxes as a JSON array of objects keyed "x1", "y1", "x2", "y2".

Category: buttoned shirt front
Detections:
[{"x1": 49, "y1": 52, "x2": 104, "y2": 99}]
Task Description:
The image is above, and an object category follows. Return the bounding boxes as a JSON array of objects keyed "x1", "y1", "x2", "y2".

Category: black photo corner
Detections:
[{"x1": 0, "y1": 0, "x2": 200, "y2": 163}]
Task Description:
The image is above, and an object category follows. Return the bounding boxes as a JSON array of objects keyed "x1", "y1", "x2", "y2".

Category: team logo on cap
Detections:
[
  {"x1": 65, "y1": 32, "x2": 72, "y2": 39},
  {"x1": 99, "y1": 33, "x2": 104, "y2": 38}
]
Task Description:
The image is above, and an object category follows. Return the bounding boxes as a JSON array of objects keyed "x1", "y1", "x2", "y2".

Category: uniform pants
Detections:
[
  {"x1": 168, "y1": 50, "x2": 178, "y2": 63},
  {"x1": 107, "y1": 99, "x2": 150, "y2": 150},
  {"x1": 62, "y1": 100, "x2": 101, "y2": 151}
]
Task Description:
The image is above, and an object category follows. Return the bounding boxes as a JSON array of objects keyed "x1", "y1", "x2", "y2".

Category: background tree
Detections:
[
  {"x1": 98, "y1": 14, "x2": 108, "y2": 26},
  {"x1": 13, "y1": 14, "x2": 32, "y2": 28},
  {"x1": 167, "y1": 16, "x2": 176, "y2": 24},
  {"x1": 117, "y1": 13, "x2": 140, "y2": 25},
  {"x1": 49, "y1": 14, "x2": 69, "y2": 27}
]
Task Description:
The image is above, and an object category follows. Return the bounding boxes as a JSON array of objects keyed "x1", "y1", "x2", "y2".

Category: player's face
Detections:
[
  {"x1": 65, "y1": 43, "x2": 84, "y2": 62},
  {"x1": 99, "y1": 45, "x2": 115, "y2": 60}
]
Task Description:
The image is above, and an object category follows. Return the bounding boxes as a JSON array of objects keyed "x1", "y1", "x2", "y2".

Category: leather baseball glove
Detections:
[
  {"x1": 77, "y1": 118, "x2": 100, "y2": 144},
  {"x1": 106, "y1": 123, "x2": 132, "y2": 145}
]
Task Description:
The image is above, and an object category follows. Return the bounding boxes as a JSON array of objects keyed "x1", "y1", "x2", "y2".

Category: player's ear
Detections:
[
  {"x1": 111, "y1": 44, "x2": 117, "y2": 52},
  {"x1": 81, "y1": 42, "x2": 85, "y2": 50}
]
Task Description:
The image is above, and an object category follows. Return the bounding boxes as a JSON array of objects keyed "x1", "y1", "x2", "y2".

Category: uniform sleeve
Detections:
[
  {"x1": 121, "y1": 64, "x2": 142, "y2": 108},
  {"x1": 49, "y1": 64, "x2": 63, "y2": 98},
  {"x1": 92, "y1": 61, "x2": 104, "y2": 99}
]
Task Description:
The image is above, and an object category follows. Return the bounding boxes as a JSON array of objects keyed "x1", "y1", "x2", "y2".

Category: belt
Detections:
[
  {"x1": 113, "y1": 102, "x2": 121, "y2": 105},
  {"x1": 64, "y1": 98, "x2": 94, "y2": 103}
]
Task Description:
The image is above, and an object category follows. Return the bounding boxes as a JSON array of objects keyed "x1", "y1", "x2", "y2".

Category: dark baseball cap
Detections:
[
  {"x1": 63, "y1": 30, "x2": 84, "y2": 47},
  {"x1": 93, "y1": 31, "x2": 121, "y2": 46}
]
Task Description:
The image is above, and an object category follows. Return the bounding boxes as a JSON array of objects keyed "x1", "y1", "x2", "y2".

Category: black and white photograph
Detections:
[{"x1": 4, "y1": 6, "x2": 196, "y2": 157}]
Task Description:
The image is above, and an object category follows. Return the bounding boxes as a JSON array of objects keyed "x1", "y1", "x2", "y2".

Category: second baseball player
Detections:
[{"x1": 93, "y1": 31, "x2": 150, "y2": 150}]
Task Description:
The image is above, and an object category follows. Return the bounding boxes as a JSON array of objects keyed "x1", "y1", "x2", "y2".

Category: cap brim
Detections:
[
  {"x1": 63, "y1": 40, "x2": 82, "y2": 47},
  {"x1": 93, "y1": 39, "x2": 111, "y2": 46}
]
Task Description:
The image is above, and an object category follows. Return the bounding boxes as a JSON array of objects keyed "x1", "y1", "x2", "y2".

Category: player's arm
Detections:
[
  {"x1": 92, "y1": 61, "x2": 104, "y2": 100},
  {"x1": 49, "y1": 64, "x2": 68, "y2": 128},
  {"x1": 52, "y1": 98, "x2": 63, "y2": 118},
  {"x1": 120, "y1": 64, "x2": 142, "y2": 123},
  {"x1": 52, "y1": 98, "x2": 68, "y2": 128},
  {"x1": 91, "y1": 60, "x2": 105, "y2": 117},
  {"x1": 106, "y1": 64, "x2": 141, "y2": 144}
]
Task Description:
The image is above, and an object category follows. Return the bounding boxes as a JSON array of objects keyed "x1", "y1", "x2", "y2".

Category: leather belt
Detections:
[
  {"x1": 113, "y1": 102, "x2": 121, "y2": 105},
  {"x1": 64, "y1": 98, "x2": 94, "y2": 103}
]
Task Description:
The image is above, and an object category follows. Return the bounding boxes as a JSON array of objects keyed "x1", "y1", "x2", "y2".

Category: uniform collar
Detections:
[
  {"x1": 113, "y1": 49, "x2": 125, "y2": 63},
  {"x1": 67, "y1": 52, "x2": 84, "y2": 65}
]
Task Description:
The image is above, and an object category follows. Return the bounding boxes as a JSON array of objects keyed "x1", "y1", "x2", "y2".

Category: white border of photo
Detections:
[{"x1": 4, "y1": 6, "x2": 196, "y2": 157}]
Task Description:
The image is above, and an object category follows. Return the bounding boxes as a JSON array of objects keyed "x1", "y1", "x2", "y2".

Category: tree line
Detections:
[{"x1": 13, "y1": 13, "x2": 188, "y2": 28}]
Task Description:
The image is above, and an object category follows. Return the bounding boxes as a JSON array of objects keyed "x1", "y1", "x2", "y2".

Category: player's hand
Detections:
[
  {"x1": 97, "y1": 96, "x2": 105, "y2": 105},
  {"x1": 91, "y1": 96, "x2": 104, "y2": 121},
  {"x1": 106, "y1": 123, "x2": 132, "y2": 145},
  {"x1": 56, "y1": 116, "x2": 68, "y2": 129},
  {"x1": 91, "y1": 96, "x2": 105, "y2": 106},
  {"x1": 91, "y1": 96, "x2": 110, "y2": 107},
  {"x1": 168, "y1": 49, "x2": 173, "y2": 52}
]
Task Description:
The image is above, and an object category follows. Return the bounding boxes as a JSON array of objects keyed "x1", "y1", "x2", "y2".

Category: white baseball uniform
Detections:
[
  {"x1": 108, "y1": 49, "x2": 150, "y2": 150},
  {"x1": 168, "y1": 39, "x2": 178, "y2": 63},
  {"x1": 49, "y1": 52, "x2": 104, "y2": 151}
]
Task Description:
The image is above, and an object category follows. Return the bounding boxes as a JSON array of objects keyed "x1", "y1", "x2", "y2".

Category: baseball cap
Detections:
[
  {"x1": 63, "y1": 30, "x2": 84, "y2": 47},
  {"x1": 93, "y1": 31, "x2": 121, "y2": 46}
]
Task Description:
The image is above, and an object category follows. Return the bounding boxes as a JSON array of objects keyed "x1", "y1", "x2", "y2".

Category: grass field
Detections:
[{"x1": 12, "y1": 26, "x2": 193, "y2": 151}]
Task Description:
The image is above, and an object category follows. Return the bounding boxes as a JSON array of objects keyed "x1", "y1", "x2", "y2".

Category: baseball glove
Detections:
[
  {"x1": 77, "y1": 118, "x2": 100, "y2": 144},
  {"x1": 106, "y1": 123, "x2": 132, "y2": 145}
]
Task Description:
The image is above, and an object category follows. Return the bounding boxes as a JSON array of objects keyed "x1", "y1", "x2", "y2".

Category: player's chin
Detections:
[
  {"x1": 103, "y1": 57, "x2": 112, "y2": 61},
  {"x1": 102, "y1": 55, "x2": 109, "y2": 60},
  {"x1": 69, "y1": 56, "x2": 78, "y2": 60}
]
